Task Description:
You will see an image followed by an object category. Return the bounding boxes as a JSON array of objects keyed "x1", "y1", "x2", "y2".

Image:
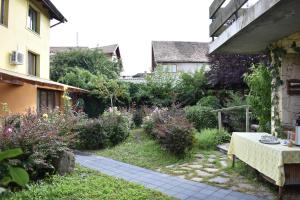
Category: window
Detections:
[
  {"x1": 27, "y1": 6, "x2": 39, "y2": 33},
  {"x1": 37, "y1": 89, "x2": 61, "y2": 112},
  {"x1": 162, "y1": 64, "x2": 177, "y2": 73},
  {"x1": 28, "y1": 51, "x2": 39, "y2": 76},
  {"x1": 0, "y1": 0, "x2": 8, "y2": 26}
]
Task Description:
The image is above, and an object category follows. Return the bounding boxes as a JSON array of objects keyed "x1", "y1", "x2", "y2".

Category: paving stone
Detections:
[
  {"x1": 238, "y1": 183, "x2": 255, "y2": 190},
  {"x1": 220, "y1": 160, "x2": 228, "y2": 168},
  {"x1": 204, "y1": 168, "x2": 219, "y2": 173},
  {"x1": 180, "y1": 167, "x2": 192, "y2": 170},
  {"x1": 209, "y1": 176, "x2": 230, "y2": 184},
  {"x1": 209, "y1": 155, "x2": 217, "y2": 159},
  {"x1": 208, "y1": 158, "x2": 216, "y2": 163},
  {"x1": 75, "y1": 153, "x2": 262, "y2": 200},
  {"x1": 188, "y1": 164, "x2": 203, "y2": 169},
  {"x1": 173, "y1": 170, "x2": 186, "y2": 174},
  {"x1": 191, "y1": 177, "x2": 203, "y2": 182},
  {"x1": 195, "y1": 153, "x2": 204, "y2": 159},
  {"x1": 196, "y1": 170, "x2": 212, "y2": 177}
]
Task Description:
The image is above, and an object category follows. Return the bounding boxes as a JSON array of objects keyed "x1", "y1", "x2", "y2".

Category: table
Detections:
[{"x1": 228, "y1": 132, "x2": 300, "y2": 198}]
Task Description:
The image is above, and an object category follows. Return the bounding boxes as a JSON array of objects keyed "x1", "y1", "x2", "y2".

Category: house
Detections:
[
  {"x1": 94, "y1": 44, "x2": 122, "y2": 63},
  {"x1": 0, "y1": 0, "x2": 86, "y2": 114},
  {"x1": 152, "y1": 41, "x2": 210, "y2": 73},
  {"x1": 208, "y1": 0, "x2": 300, "y2": 130}
]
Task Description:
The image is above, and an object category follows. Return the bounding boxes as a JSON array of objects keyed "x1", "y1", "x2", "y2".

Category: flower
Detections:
[{"x1": 42, "y1": 113, "x2": 49, "y2": 119}]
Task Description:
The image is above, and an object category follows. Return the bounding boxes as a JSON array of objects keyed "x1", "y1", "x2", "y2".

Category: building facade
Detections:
[
  {"x1": 152, "y1": 41, "x2": 210, "y2": 73},
  {"x1": 0, "y1": 0, "x2": 85, "y2": 114}
]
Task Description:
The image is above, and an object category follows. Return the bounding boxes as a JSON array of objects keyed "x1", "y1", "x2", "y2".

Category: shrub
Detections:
[
  {"x1": 154, "y1": 116, "x2": 194, "y2": 156},
  {"x1": 185, "y1": 106, "x2": 217, "y2": 131},
  {"x1": 196, "y1": 129, "x2": 231, "y2": 150},
  {"x1": 75, "y1": 119, "x2": 107, "y2": 150},
  {"x1": 142, "y1": 108, "x2": 195, "y2": 156},
  {"x1": 224, "y1": 91, "x2": 247, "y2": 132},
  {"x1": 102, "y1": 109, "x2": 131, "y2": 146},
  {"x1": 0, "y1": 110, "x2": 69, "y2": 181},
  {"x1": 197, "y1": 96, "x2": 221, "y2": 109},
  {"x1": 244, "y1": 64, "x2": 271, "y2": 132},
  {"x1": 75, "y1": 108, "x2": 131, "y2": 150},
  {"x1": 132, "y1": 108, "x2": 144, "y2": 127}
]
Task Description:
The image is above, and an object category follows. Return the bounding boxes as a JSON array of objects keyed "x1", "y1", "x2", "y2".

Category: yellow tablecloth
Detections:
[{"x1": 228, "y1": 132, "x2": 300, "y2": 186}]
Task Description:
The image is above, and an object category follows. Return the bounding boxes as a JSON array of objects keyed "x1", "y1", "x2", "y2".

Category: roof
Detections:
[
  {"x1": 0, "y1": 68, "x2": 88, "y2": 93},
  {"x1": 94, "y1": 44, "x2": 119, "y2": 54},
  {"x1": 50, "y1": 47, "x2": 89, "y2": 54},
  {"x1": 152, "y1": 41, "x2": 210, "y2": 63},
  {"x1": 40, "y1": 0, "x2": 67, "y2": 22}
]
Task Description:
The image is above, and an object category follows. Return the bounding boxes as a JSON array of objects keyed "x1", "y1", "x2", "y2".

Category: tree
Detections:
[
  {"x1": 50, "y1": 49, "x2": 122, "y2": 81},
  {"x1": 207, "y1": 54, "x2": 267, "y2": 89},
  {"x1": 244, "y1": 64, "x2": 272, "y2": 132}
]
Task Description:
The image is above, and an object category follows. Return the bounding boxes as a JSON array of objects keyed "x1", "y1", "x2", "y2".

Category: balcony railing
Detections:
[{"x1": 209, "y1": 0, "x2": 252, "y2": 40}]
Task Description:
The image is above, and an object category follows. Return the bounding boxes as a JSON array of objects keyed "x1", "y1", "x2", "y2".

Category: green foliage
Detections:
[
  {"x1": 244, "y1": 64, "x2": 272, "y2": 132},
  {"x1": 197, "y1": 95, "x2": 221, "y2": 109},
  {"x1": 196, "y1": 129, "x2": 231, "y2": 150},
  {"x1": 51, "y1": 49, "x2": 122, "y2": 81},
  {"x1": 176, "y1": 70, "x2": 208, "y2": 106},
  {"x1": 143, "y1": 67, "x2": 179, "y2": 107},
  {"x1": 8, "y1": 167, "x2": 171, "y2": 200},
  {"x1": 76, "y1": 109, "x2": 131, "y2": 150},
  {"x1": 96, "y1": 129, "x2": 194, "y2": 169},
  {"x1": 132, "y1": 109, "x2": 144, "y2": 127},
  {"x1": 185, "y1": 106, "x2": 217, "y2": 131},
  {"x1": 142, "y1": 108, "x2": 194, "y2": 156},
  {"x1": 0, "y1": 148, "x2": 29, "y2": 188},
  {"x1": 225, "y1": 91, "x2": 248, "y2": 132},
  {"x1": 153, "y1": 116, "x2": 195, "y2": 156}
]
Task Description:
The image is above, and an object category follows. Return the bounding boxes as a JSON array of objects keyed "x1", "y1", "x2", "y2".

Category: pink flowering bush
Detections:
[{"x1": 0, "y1": 110, "x2": 73, "y2": 180}]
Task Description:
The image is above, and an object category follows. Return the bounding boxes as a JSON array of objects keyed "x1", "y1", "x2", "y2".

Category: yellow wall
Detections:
[
  {"x1": 0, "y1": 0, "x2": 50, "y2": 79},
  {"x1": 0, "y1": 82, "x2": 37, "y2": 114}
]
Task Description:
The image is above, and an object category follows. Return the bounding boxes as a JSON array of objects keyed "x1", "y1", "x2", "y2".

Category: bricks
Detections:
[{"x1": 75, "y1": 153, "x2": 263, "y2": 200}]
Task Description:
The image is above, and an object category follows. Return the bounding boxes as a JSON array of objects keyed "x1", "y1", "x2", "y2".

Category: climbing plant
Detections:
[{"x1": 267, "y1": 45, "x2": 286, "y2": 137}]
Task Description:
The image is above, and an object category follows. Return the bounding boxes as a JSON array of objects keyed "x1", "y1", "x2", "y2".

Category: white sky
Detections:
[{"x1": 49, "y1": 0, "x2": 214, "y2": 75}]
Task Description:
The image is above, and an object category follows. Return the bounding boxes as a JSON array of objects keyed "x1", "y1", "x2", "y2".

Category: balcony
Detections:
[{"x1": 209, "y1": 0, "x2": 300, "y2": 54}]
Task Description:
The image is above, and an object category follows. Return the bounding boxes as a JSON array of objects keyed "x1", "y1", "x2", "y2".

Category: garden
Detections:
[{"x1": 0, "y1": 49, "x2": 277, "y2": 199}]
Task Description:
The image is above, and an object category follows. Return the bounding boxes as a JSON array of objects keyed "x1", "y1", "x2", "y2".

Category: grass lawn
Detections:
[
  {"x1": 5, "y1": 167, "x2": 172, "y2": 200},
  {"x1": 93, "y1": 129, "x2": 195, "y2": 169}
]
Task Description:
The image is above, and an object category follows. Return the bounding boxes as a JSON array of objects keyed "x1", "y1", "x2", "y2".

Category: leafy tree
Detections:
[
  {"x1": 207, "y1": 54, "x2": 267, "y2": 89},
  {"x1": 51, "y1": 49, "x2": 122, "y2": 81},
  {"x1": 244, "y1": 64, "x2": 272, "y2": 132},
  {"x1": 176, "y1": 70, "x2": 208, "y2": 106}
]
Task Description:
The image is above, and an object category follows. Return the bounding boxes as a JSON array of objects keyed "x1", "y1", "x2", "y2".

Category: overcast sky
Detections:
[{"x1": 49, "y1": 0, "x2": 213, "y2": 75}]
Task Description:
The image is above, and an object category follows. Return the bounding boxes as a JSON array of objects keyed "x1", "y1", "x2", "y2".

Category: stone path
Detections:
[{"x1": 75, "y1": 152, "x2": 264, "y2": 200}]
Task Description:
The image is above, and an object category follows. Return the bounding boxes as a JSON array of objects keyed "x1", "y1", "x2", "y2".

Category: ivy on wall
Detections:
[{"x1": 267, "y1": 41, "x2": 300, "y2": 137}]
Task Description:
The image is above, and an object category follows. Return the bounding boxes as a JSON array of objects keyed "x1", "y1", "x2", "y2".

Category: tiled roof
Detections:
[{"x1": 152, "y1": 41, "x2": 209, "y2": 63}]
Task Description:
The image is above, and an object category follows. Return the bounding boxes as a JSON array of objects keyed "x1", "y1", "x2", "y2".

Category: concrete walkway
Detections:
[{"x1": 75, "y1": 152, "x2": 264, "y2": 200}]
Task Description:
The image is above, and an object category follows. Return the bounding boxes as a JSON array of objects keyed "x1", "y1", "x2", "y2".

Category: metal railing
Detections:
[{"x1": 212, "y1": 105, "x2": 250, "y2": 132}]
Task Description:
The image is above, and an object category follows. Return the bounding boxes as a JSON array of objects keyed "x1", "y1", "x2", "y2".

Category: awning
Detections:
[{"x1": 0, "y1": 68, "x2": 88, "y2": 93}]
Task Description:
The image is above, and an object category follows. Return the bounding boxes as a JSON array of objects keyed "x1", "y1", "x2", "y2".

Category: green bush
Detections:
[
  {"x1": 197, "y1": 96, "x2": 221, "y2": 109},
  {"x1": 75, "y1": 119, "x2": 108, "y2": 150},
  {"x1": 196, "y1": 129, "x2": 231, "y2": 150},
  {"x1": 102, "y1": 109, "x2": 131, "y2": 146},
  {"x1": 244, "y1": 64, "x2": 271, "y2": 132},
  {"x1": 132, "y1": 109, "x2": 144, "y2": 127},
  {"x1": 153, "y1": 116, "x2": 195, "y2": 156},
  {"x1": 185, "y1": 106, "x2": 217, "y2": 131},
  {"x1": 76, "y1": 108, "x2": 131, "y2": 150}
]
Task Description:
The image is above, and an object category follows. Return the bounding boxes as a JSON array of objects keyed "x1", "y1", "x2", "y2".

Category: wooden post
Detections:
[
  {"x1": 232, "y1": 155, "x2": 236, "y2": 168},
  {"x1": 218, "y1": 111, "x2": 222, "y2": 131},
  {"x1": 246, "y1": 107, "x2": 250, "y2": 132}
]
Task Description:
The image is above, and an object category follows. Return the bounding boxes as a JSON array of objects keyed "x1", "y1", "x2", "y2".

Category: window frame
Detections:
[
  {"x1": 27, "y1": 5, "x2": 39, "y2": 33},
  {"x1": 37, "y1": 89, "x2": 61, "y2": 112},
  {"x1": 28, "y1": 51, "x2": 39, "y2": 76},
  {"x1": 0, "y1": 0, "x2": 8, "y2": 26}
]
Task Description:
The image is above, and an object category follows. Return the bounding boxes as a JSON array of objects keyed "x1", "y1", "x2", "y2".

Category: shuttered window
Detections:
[
  {"x1": 0, "y1": 0, "x2": 8, "y2": 26},
  {"x1": 37, "y1": 89, "x2": 61, "y2": 112}
]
